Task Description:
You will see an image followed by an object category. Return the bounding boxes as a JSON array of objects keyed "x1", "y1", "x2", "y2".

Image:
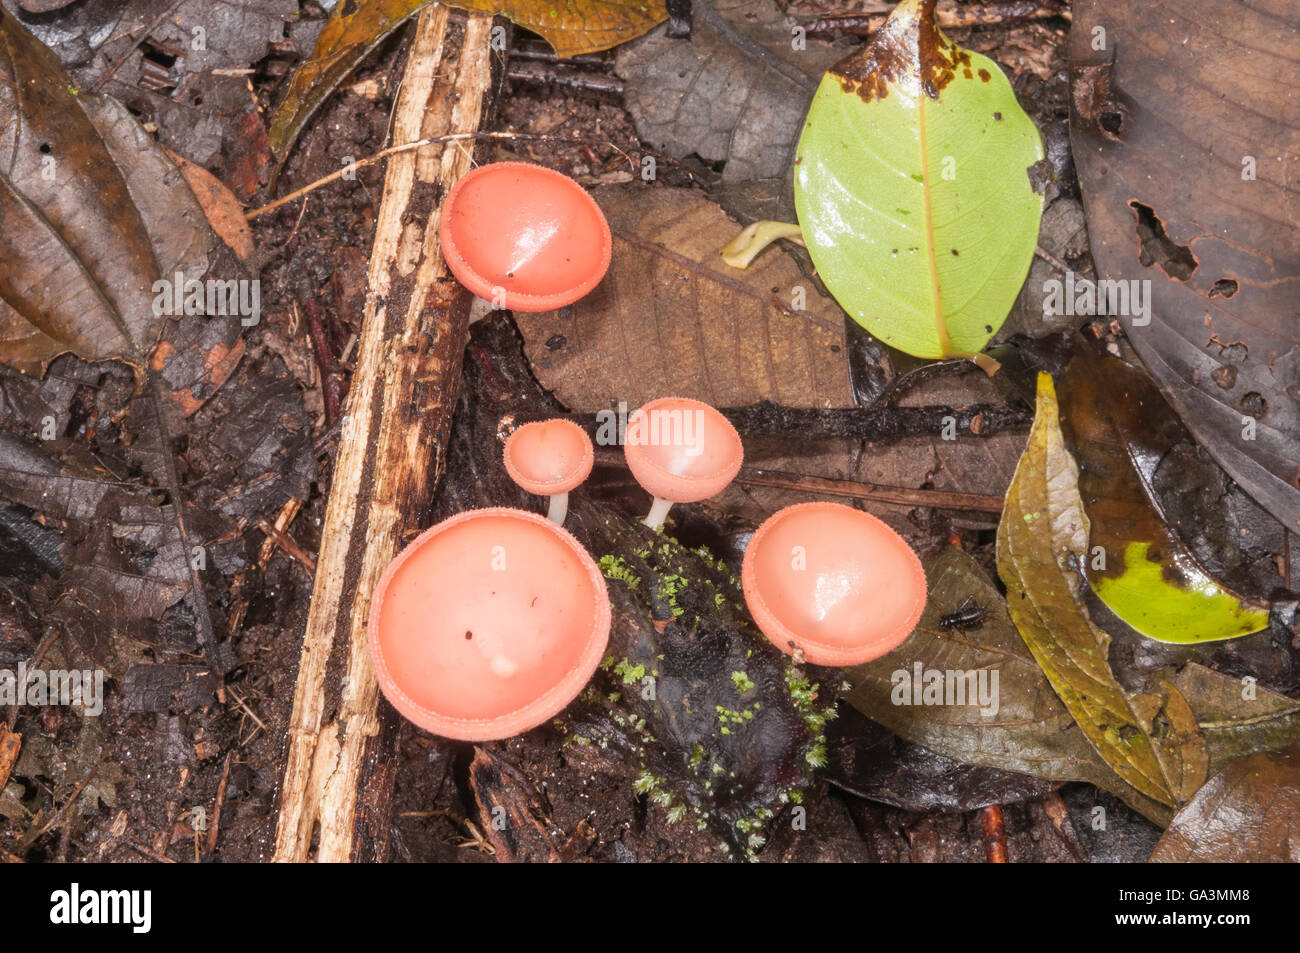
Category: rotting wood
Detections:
[{"x1": 272, "y1": 6, "x2": 503, "y2": 863}]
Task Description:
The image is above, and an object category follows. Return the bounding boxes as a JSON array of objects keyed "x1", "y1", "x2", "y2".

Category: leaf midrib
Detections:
[{"x1": 917, "y1": 93, "x2": 952, "y2": 357}]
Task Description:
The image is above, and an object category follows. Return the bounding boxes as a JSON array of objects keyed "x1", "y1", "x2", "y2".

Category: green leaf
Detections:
[
  {"x1": 996, "y1": 373, "x2": 1203, "y2": 809},
  {"x1": 1058, "y1": 338, "x2": 1269, "y2": 643},
  {"x1": 793, "y1": 0, "x2": 1042, "y2": 361}
]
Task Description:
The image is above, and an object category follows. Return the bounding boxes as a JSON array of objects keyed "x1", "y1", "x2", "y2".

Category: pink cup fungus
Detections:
[
  {"x1": 438, "y1": 161, "x2": 612, "y2": 313},
  {"x1": 622, "y1": 397, "x2": 744, "y2": 531},
  {"x1": 503, "y1": 418, "x2": 594, "y2": 524},
  {"x1": 741, "y1": 501, "x2": 926, "y2": 666},
  {"x1": 368, "y1": 507, "x2": 611, "y2": 741}
]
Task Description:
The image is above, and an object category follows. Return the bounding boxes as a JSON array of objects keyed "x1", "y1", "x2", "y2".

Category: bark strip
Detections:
[{"x1": 272, "y1": 7, "x2": 501, "y2": 863}]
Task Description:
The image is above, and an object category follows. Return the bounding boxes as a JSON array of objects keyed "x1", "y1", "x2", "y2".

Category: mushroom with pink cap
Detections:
[
  {"x1": 623, "y1": 397, "x2": 743, "y2": 531},
  {"x1": 439, "y1": 161, "x2": 612, "y2": 317},
  {"x1": 368, "y1": 507, "x2": 611, "y2": 741},
  {"x1": 741, "y1": 501, "x2": 926, "y2": 666},
  {"x1": 503, "y1": 418, "x2": 594, "y2": 524}
]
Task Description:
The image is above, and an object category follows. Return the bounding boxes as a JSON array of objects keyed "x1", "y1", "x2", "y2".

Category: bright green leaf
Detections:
[
  {"x1": 1058, "y1": 338, "x2": 1270, "y2": 643},
  {"x1": 793, "y1": 0, "x2": 1042, "y2": 362}
]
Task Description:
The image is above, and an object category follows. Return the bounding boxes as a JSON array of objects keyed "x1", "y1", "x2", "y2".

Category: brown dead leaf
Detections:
[
  {"x1": 449, "y1": 0, "x2": 667, "y2": 56},
  {"x1": 1150, "y1": 746, "x2": 1300, "y2": 862},
  {"x1": 1069, "y1": 1, "x2": 1300, "y2": 531},
  {"x1": 0, "y1": 729, "x2": 20, "y2": 791},
  {"x1": 520, "y1": 185, "x2": 853, "y2": 413},
  {"x1": 164, "y1": 148, "x2": 254, "y2": 262}
]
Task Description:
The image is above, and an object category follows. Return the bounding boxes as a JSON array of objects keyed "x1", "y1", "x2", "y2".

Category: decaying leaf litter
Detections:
[{"x1": 0, "y1": 0, "x2": 1296, "y2": 863}]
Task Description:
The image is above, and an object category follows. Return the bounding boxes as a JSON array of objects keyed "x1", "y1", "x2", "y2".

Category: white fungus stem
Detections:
[
  {"x1": 643, "y1": 496, "x2": 674, "y2": 531},
  {"x1": 467, "y1": 296, "x2": 496, "y2": 325},
  {"x1": 546, "y1": 492, "x2": 569, "y2": 525}
]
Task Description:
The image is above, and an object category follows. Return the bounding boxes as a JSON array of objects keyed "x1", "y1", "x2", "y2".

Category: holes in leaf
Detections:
[
  {"x1": 1129, "y1": 201, "x2": 1197, "y2": 280},
  {"x1": 1209, "y1": 277, "x2": 1239, "y2": 299},
  {"x1": 1238, "y1": 392, "x2": 1267, "y2": 419}
]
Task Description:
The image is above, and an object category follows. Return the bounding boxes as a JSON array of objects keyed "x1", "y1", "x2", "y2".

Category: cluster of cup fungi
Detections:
[{"x1": 368, "y1": 162, "x2": 928, "y2": 742}]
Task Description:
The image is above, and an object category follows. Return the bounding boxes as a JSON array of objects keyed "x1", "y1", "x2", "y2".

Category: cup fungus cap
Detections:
[
  {"x1": 438, "y1": 161, "x2": 612, "y2": 313},
  {"x1": 741, "y1": 501, "x2": 926, "y2": 666},
  {"x1": 623, "y1": 397, "x2": 743, "y2": 504},
  {"x1": 503, "y1": 419, "x2": 594, "y2": 496},
  {"x1": 368, "y1": 507, "x2": 611, "y2": 741}
]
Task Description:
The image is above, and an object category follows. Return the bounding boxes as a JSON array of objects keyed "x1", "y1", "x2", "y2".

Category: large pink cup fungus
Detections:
[
  {"x1": 438, "y1": 161, "x2": 612, "y2": 313},
  {"x1": 368, "y1": 507, "x2": 610, "y2": 741},
  {"x1": 623, "y1": 397, "x2": 743, "y2": 531},
  {"x1": 741, "y1": 502, "x2": 926, "y2": 666},
  {"x1": 503, "y1": 418, "x2": 594, "y2": 524}
]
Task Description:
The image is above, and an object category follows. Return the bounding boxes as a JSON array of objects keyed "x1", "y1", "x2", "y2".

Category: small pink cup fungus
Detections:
[
  {"x1": 368, "y1": 507, "x2": 611, "y2": 741},
  {"x1": 622, "y1": 397, "x2": 744, "y2": 531},
  {"x1": 741, "y1": 502, "x2": 926, "y2": 666},
  {"x1": 503, "y1": 418, "x2": 594, "y2": 524},
  {"x1": 438, "y1": 161, "x2": 612, "y2": 313}
]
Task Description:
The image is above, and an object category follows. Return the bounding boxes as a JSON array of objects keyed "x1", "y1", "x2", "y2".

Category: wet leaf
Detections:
[
  {"x1": 794, "y1": 0, "x2": 1043, "y2": 361},
  {"x1": 997, "y1": 373, "x2": 1209, "y2": 810},
  {"x1": 1069, "y1": 1, "x2": 1300, "y2": 531},
  {"x1": 270, "y1": 0, "x2": 666, "y2": 159},
  {"x1": 1058, "y1": 338, "x2": 1270, "y2": 643},
  {"x1": 1150, "y1": 746, "x2": 1300, "y2": 862},
  {"x1": 0, "y1": 9, "x2": 212, "y2": 374},
  {"x1": 616, "y1": 0, "x2": 847, "y2": 187},
  {"x1": 521, "y1": 186, "x2": 853, "y2": 412},
  {"x1": 845, "y1": 545, "x2": 1174, "y2": 823},
  {"x1": 1172, "y1": 663, "x2": 1300, "y2": 776}
]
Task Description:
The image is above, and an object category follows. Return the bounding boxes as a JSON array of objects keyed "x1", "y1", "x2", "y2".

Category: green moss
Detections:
[
  {"x1": 730, "y1": 671, "x2": 755, "y2": 693},
  {"x1": 598, "y1": 554, "x2": 641, "y2": 590},
  {"x1": 613, "y1": 658, "x2": 646, "y2": 686}
]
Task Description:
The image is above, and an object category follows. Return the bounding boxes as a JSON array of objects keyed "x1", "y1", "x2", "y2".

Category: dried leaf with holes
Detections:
[{"x1": 1068, "y1": 0, "x2": 1300, "y2": 530}]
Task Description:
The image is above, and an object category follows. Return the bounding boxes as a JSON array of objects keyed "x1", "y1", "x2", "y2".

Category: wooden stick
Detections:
[{"x1": 272, "y1": 7, "x2": 501, "y2": 863}]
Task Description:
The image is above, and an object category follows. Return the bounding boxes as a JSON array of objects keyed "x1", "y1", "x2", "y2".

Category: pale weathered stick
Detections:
[{"x1": 273, "y1": 6, "x2": 500, "y2": 863}]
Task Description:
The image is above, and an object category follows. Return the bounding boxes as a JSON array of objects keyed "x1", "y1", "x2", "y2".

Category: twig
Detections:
[
  {"x1": 591, "y1": 449, "x2": 1004, "y2": 512},
  {"x1": 808, "y1": 1, "x2": 1067, "y2": 37},
  {"x1": 256, "y1": 518, "x2": 316, "y2": 575},
  {"x1": 299, "y1": 297, "x2": 342, "y2": 425},
  {"x1": 17, "y1": 759, "x2": 102, "y2": 854},
  {"x1": 980, "y1": 804, "x2": 1008, "y2": 863},
  {"x1": 206, "y1": 752, "x2": 232, "y2": 854},
  {"x1": 247, "y1": 131, "x2": 593, "y2": 220},
  {"x1": 4, "y1": 628, "x2": 57, "y2": 730}
]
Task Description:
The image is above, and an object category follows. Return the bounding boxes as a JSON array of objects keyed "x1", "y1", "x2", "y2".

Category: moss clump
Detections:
[
  {"x1": 613, "y1": 658, "x2": 646, "y2": 686},
  {"x1": 598, "y1": 554, "x2": 641, "y2": 590},
  {"x1": 731, "y1": 671, "x2": 755, "y2": 693}
]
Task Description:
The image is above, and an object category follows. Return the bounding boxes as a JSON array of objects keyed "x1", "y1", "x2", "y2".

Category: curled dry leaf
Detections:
[
  {"x1": 996, "y1": 373, "x2": 1205, "y2": 811},
  {"x1": 520, "y1": 185, "x2": 853, "y2": 412},
  {"x1": 163, "y1": 148, "x2": 255, "y2": 262},
  {"x1": 1068, "y1": 0, "x2": 1300, "y2": 531}
]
